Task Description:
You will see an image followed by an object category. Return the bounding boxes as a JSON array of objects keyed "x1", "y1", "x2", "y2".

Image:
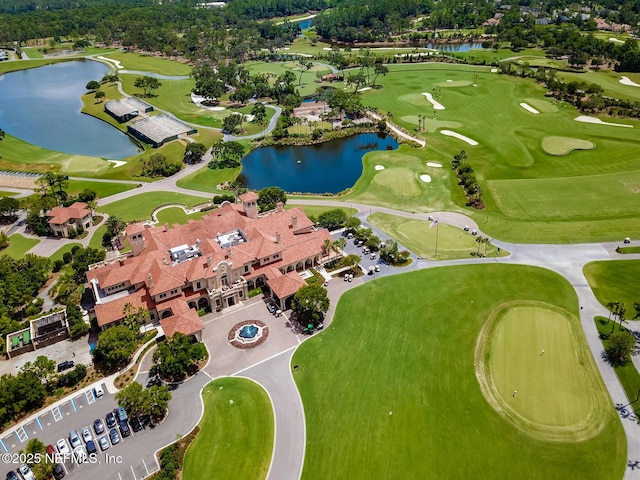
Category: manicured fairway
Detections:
[
  {"x1": 175, "y1": 166, "x2": 241, "y2": 193},
  {"x1": 479, "y1": 302, "x2": 604, "y2": 440},
  {"x1": 293, "y1": 264, "x2": 624, "y2": 479},
  {"x1": 155, "y1": 207, "x2": 207, "y2": 226},
  {"x1": 66, "y1": 179, "x2": 137, "y2": 199},
  {"x1": 286, "y1": 204, "x2": 357, "y2": 219},
  {"x1": 1, "y1": 234, "x2": 39, "y2": 258},
  {"x1": 368, "y1": 212, "x2": 501, "y2": 260},
  {"x1": 183, "y1": 378, "x2": 273, "y2": 480},
  {"x1": 584, "y1": 260, "x2": 640, "y2": 311},
  {"x1": 99, "y1": 192, "x2": 208, "y2": 222},
  {"x1": 100, "y1": 51, "x2": 192, "y2": 75}
]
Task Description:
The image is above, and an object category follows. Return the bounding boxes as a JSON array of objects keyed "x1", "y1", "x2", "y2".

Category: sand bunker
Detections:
[
  {"x1": 440, "y1": 130, "x2": 478, "y2": 146},
  {"x1": 422, "y1": 93, "x2": 445, "y2": 110},
  {"x1": 191, "y1": 93, "x2": 226, "y2": 110},
  {"x1": 358, "y1": 87, "x2": 372, "y2": 92},
  {"x1": 620, "y1": 76, "x2": 640, "y2": 87},
  {"x1": 575, "y1": 115, "x2": 633, "y2": 128},
  {"x1": 108, "y1": 160, "x2": 126, "y2": 168},
  {"x1": 426, "y1": 162, "x2": 442, "y2": 168},
  {"x1": 446, "y1": 79, "x2": 453, "y2": 83},
  {"x1": 610, "y1": 38, "x2": 625, "y2": 44},
  {"x1": 420, "y1": 174, "x2": 432, "y2": 183},
  {"x1": 491, "y1": 68, "x2": 498, "y2": 73},
  {"x1": 520, "y1": 102, "x2": 540, "y2": 114},
  {"x1": 375, "y1": 165, "x2": 385, "y2": 171}
]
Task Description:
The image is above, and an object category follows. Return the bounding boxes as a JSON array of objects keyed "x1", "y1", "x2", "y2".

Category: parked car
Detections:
[
  {"x1": 93, "y1": 418, "x2": 105, "y2": 435},
  {"x1": 85, "y1": 440, "x2": 97, "y2": 455},
  {"x1": 6, "y1": 471, "x2": 18, "y2": 480},
  {"x1": 97, "y1": 435, "x2": 110, "y2": 451},
  {"x1": 93, "y1": 385, "x2": 104, "y2": 398},
  {"x1": 46, "y1": 444, "x2": 55, "y2": 456},
  {"x1": 374, "y1": 265, "x2": 380, "y2": 272},
  {"x1": 17, "y1": 465, "x2": 35, "y2": 480},
  {"x1": 115, "y1": 406, "x2": 128, "y2": 423},
  {"x1": 56, "y1": 360, "x2": 74, "y2": 373},
  {"x1": 73, "y1": 446, "x2": 87, "y2": 464},
  {"x1": 109, "y1": 428, "x2": 120, "y2": 445},
  {"x1": 52, "y1": 464, "x2": 65, "y2": 480},
  {"x1": 119, "y1": 420, "x2": 130, "y2": 438},
  {"x1": 130, "y1": 417, "x2": 143, "y2": 433},
  {"x1": 266, "y1": 303, "x2": 276, "y2": 314},
  {"x1": 68, "y1": 430, "x2": 81, "y2": 449},
  {"x1": 105, "y1": 412, "x2": 116, "y2": 428},
  {"x1": 624, "y1": 237, "x2": 631, "y2": 244},
  {"x1": 56, "y1": 438, "x2": 70, "y2": 456},
  {"x1": 81, "y1": 426, "x2": 93, "y2": 444}
]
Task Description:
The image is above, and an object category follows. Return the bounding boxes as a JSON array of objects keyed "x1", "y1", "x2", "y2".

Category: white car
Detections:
[
  {"x1": 98, "y1": 435, "x2": 110, "y2": 451},
  {"x1": 81, "y1": 426, "x2": 93, "y2": 444},
  {"x1": 18, "y1": 464, "x2": 35, "y2": 480},
  {"x1": 93, "y1": 385, "x2": 104, "y2": 398},
  {"x1": 56, "y1": 438, "x2": 71, "y2": 456},
  {"x1": 73, "y1": 445, "x2": 87, "y2": 464}
]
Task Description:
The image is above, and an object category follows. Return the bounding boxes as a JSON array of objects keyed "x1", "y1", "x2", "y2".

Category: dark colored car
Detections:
[
  {"x1": 86, "y1": 440, "x2": 97, "y2": 455},
  {"x1": 109, "y1": 428, "x2": 120, "y2": 445},
  {"x1": 6, "y1": 472, "x2": 18, "y2": 480},
  {"x1": 52, "y1": 464, "x2": 65, "y2": 480},
  {"x1": 118, "y1": 420, "x2": 130, "y2": 438},
  {"x1": 130, "y1": 416, "x2": 143, "y2": 433},
  {"x1": 93, "y1": 418, "x2": 105, "y2": 435},
  {"x1": 56, "y1": 360, "x2": 74, "y2": 373},
  {"x1": 105, "y1": 412, "x2": 116, "y2": 429}
]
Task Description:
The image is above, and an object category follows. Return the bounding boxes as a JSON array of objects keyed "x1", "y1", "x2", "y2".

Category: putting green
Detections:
[
  {"x1": 476, "y1": 302, "x2": 609, "y2": 441},
  {"x1": 524, "y1": 98, "x2": 558, "y2": 113},
  {"x1": 61, "y1": 156, "x2": 113, "y2": 173},
  {"x1": 398, "y1": 93, "x2": 431, "y2": 107},
  {"x1": 372, "y1": 168, "x2": 421, "y2": 196},
  {"x1": 542, "y1": 136, "x2": 596, "y2": 155},
  {"x1": 435, "y1": 80, "x2": 473, "y2": 87},
  {"x1": 400, "y1": 116, "x2": 462, "y2": 131}
]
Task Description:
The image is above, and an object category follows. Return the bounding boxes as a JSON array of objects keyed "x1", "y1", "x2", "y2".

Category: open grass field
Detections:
[
  {"x1": 100, "y1": 51, "x2": 192, "y2": 76},
  {"x1": 368, "y1": 211, "x2": 502, "y2": 260},
  {"x1": 583, "y1": 260, "x2": 640, "y2": 311},
  {"x1": 1, "y1": 234, "x2": 40, "y2": 258},
  {"x1": 348, "y1": 62, "x2": 640, "y2": 242},
  {"x1": 182, "y1": 378, "x2": 273, "y2": 480},
  {"x1": 293, "y1": 264, "x2": 625, "y2": 479},
  {"x1": 99, "y1": 192, "x2": 207, "y2": 222},
  {"x1": 556, "y1": 69, "x2": 640, "y2": 102},
  {"x1": 66, "y1": 179, "x2": 137, "y2": 199},
  {"x1": 245, "y1": 61, "x2": 333, "y2": 97},
  {"x1": 286, "y1": 204, "x2": 357, "y2": 219},
  {"x1": 175, "y1": 166, "x2": 241, "y2": 194},
  {"x1": 155, "y1": 207, "x2": 207, "y2": 226},
  {"x1": 50, "y1": 243, "x2": 83, "y2": 263},
  {"x1": 477, "y1": 302, "x2": 607, "y2": 440}
]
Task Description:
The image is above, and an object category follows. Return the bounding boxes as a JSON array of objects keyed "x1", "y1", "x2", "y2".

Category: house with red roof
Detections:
[
  {"x1": 86, "y1": 194, "x2": 332, "y2": 337},
  {"x1": 47, "y1": 202, "x2": 93, "y2": 238}
]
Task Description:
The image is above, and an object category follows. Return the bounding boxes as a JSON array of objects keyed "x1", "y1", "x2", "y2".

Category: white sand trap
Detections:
[
  {"x1": 374, "y1": 165, "x2": 385, "y2": 171},
  {"x1": 323, "y1": 47, "x2": 332, "y2": 51},
  {"x1": 620, "y1": 76, "x2": 640, "y2": 87},
  {"x1": 421, "y1": 92, "x2": 445, "y2": 110},
  {"x1": 575, "y1": 115, "x2": 633, "y2": 128},
  {"x1": 426, "y1": 162, "x2": 442, "y2": 168},
  {"x1": 358, "y1": 87, "x2": 372, "y2": 92},
  {"x1": 420, "y1": 174, "x2": 432, "y2": 183},
  {"x1": 191, "y1": 93, "x2": 226, "y2": 110},
  {"x1": 491, "y1": 68, "x2": 498, "y2": 73},
  {"x1": 520, "y1": 102, "x2": 540, "y2": 114},
  {"x1": 97, "y1": 56, "x2": 122, "y2": 69},
  {"x1": 108, "y1": 160, "x2": 126, "y2": 168},
  {"x1": 231, "y1": 112, "x2": 255, "y2": 122},
  {"x1": 440, "y1": 130, "x2": 479, "y2": 145},
  {"x1": 610, "y1": 38, "x2": 625, "y2": 44}
]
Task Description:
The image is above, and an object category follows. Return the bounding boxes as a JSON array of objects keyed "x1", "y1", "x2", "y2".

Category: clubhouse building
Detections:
[{"x1": 86, "y1": 193, "x2": 332, "y2": 336}]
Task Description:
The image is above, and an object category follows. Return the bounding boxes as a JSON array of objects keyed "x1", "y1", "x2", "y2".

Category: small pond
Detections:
[
  {"x1": 427, "y1": 42, "x2": 483, "y2": 52},
  {"x1": 0, "y1": 60, "x2": 139, "y2": 159},
  {"x1": 239, "y1": 133, "x2": 398, "y2": 194}
]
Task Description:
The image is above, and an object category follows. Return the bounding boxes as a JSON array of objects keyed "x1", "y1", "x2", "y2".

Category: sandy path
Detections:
[
  {"x1": 520, "y1": 102, "x2": 539, "y2": 114},
  {"x1": 575, "y1": 115, "x2": 633, "y2": 128},
  {"x1": 422, "y1": 92, "x2": 445, "y2": 110},
  {"x1": 440, "y1": 130, "x2": 478, "y2": 145},
  {"x1": 620, "y1": 76, "x2": 640, "y2": 87}
]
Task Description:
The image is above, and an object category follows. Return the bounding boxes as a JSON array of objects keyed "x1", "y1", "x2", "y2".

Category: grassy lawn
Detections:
[
  {"x1": 0, "y1": 191, "x2": 15, "y2": 197},
  {"x1": 368, "y1": 211, "x2": 502, "y2": 260},
  {"x1": 556, "y1": 69, "x2": 640, "y2": 102},
  {"x1": 583, "y1": 260, "x2": 640, "y2": 311},
  {"x1": 245, "y1": 61, "x2": 333, "y2": 97},
  {"x1": 182, "y1": 378, "x2": 273, "y2": 480},
  {"x1": 175, "y1": 166, "x2": 241, "y2": 194},
  {"x1": 88, "y1": 224, "x2": 108, "y2": 250},
  {"x1": 618, "y1": 246, "x2": 640, "y2": 254},
  {"x1": 67, "y1": 179, "x2": 137, "y2": 199},
  {"x1": 286, "y1": 204, "x2": 357, "y2": 219},
  {"x1": 1, "y1": 234, "x2": 40, "y2": 258},
  {"x1": 293, "y1": 264, "x2": 624, "y2": 479},
  {"x1": 594, "y1": 316, "x2": 640, "y2": 404},
  {"x1": 99, "y1": 192, "x2": 208, "y2": 222},
  {"x1": 155, "y1": 207, "x2": 207, "y2": 226},
  {"x1": 99, "y1": 51, "x2": 192, "y2": 76},
  {"x1": 50, "y1": 243, "x2": 83, "y2": 263}
]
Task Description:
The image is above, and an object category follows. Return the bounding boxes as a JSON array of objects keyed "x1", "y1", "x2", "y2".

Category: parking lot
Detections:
[{"x1": 1, "y1": 383, "x2": 160, "y2": 480}]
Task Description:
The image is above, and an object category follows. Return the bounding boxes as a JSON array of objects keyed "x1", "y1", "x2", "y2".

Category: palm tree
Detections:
[
  {"x1": 334, "y1": 237, "x2": 347, "y2": 254},
  {"x1": 322, "y1": 239, "x2": 333, "y2": 257},
  {"x1": 106, "y1": 215, "x2": 125, "y2": 237},
  {"x1": 86, "y1": 199, "x2": 98, "y2": 219}
]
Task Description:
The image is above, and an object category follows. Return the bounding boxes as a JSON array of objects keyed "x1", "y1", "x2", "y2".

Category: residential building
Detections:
[{"x1": 47, "y1": 202, "x2": 93, "y2": 238}]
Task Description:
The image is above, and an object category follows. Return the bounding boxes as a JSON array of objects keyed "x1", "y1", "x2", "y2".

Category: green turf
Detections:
[
  {"x1": 541, "y1": 136, "x2": 595, "y2": 155},
  {"x1": 368, "y1": 211, "x2": 501, "y2": 260},
  {"x1": 0, "y1": 191, "x2": 15, "y2": 197},
  {"x1": 479, "y1": 302, "x2": 606, "y2": 439},
  {"x1": 182, "y1": 378, "x2": 273, "y2": 480},
  {"x1": 618, "y1": 246, "x2": 640, "y2": 254},
  {"x1": 88, "y1": 224, "x2": 108, "y2": 250},
  {"x1": 100, "y1": 51, "x2": 192, "y2": 76},
  {"x1": 286, "y1": 204, "x2": 357, "y2": 219},
  {"x1": 50, "y1": 243, "x2": 83, "y2": 263},
  {"x1": 245, "y1": 61, "x2": 333, "y2": 97},
  {"x1": 155, "y1": 207, "x2": 207, "y2": 226},
  {"x1": 99, "y1": 192, "x2": 208, "y2": 222},
  {"x1": 556, "y1": 69, "x2": 640, "y2": 102},
  {"x1": 1, "y1": 234, "x2": 40, "y2": 258},
  {"x1": 66, "y1": 179, "x2": 137, "y2": 199},
  {"x1": 293, "y1": 264, "x2": 625, "y2": 479},
  {"x1": 175, "y1": 166, "x2": 241, "y2": 194},
  {"x1": 583, "y1": 260, "x2": 640, "y2": 312}
]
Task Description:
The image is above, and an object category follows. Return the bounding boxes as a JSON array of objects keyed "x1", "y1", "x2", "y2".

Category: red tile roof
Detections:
[
  {"x1": 94, "y1": 289, "x2": 154, "y2": 327},
  {"x1": 160, "y1": 305, "x2": 204, "y2": 338},
  {"x1": 269, "y1": 272, "x2": 306, "y2": 300},
  {"x1": 239, "y1": 191, "x2": 259, "y2": 202},
  {"x1": 47, "y1": 202, "x2": 91, "y2": 225}
]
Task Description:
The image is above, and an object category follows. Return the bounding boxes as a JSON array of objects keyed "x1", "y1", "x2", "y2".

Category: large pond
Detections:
[
  {"x1": 239, "y1": 133, "x2": 398, "y2": 194},
  {"x1": 427, "y1": 42, "x2": 483, "y2": 52},
  {"x1": 0, "y1": 60, "x2": 139, "y2": 159}
]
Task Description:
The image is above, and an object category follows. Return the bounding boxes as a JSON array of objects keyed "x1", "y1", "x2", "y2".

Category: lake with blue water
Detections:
[
  {"x1": 0, "y1": 60, "x2": 139, "y2": 159},
  {"x1": 239, "y1": 133, "x2": 398, "y2": 194}
]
